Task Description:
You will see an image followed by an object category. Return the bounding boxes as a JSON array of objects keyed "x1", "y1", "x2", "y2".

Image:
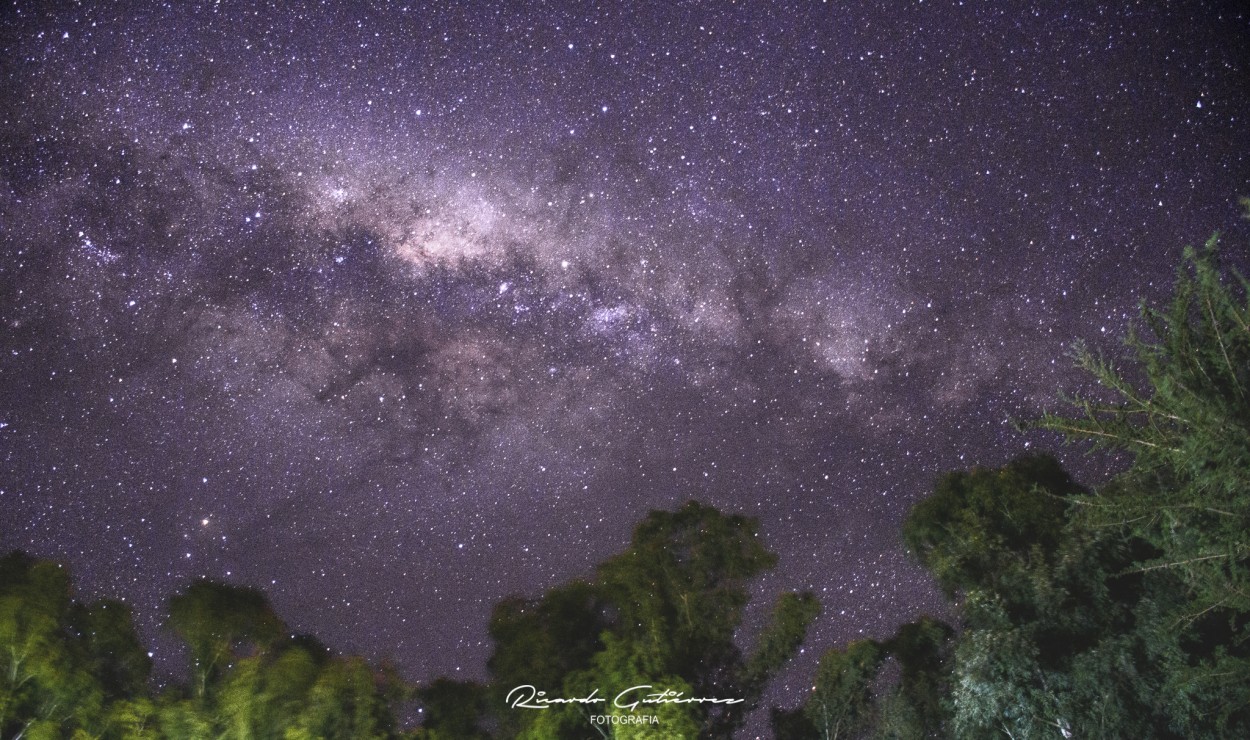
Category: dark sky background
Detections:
[{"x1": 2, "y1": 0, "x2": 1248, "y2": 731}]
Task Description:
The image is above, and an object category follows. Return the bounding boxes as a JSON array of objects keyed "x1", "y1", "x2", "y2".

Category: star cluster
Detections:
[{"x1": 1, "y1": 0, "x2": 1247, "y2": 723}]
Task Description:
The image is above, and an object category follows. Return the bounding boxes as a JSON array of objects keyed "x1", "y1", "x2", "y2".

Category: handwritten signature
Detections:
[{"x1": 506, "y1": 684, "x2": 744, "y2": 712}]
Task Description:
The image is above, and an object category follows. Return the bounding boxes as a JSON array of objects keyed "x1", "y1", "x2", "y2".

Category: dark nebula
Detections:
[{"x1": 2, "y1": 0, "x2": 1248, "y2": 726}]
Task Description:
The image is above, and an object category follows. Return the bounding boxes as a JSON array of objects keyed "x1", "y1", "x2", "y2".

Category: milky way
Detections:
[{"x1": 2, "y1": 0, "x2": 1248, "y2": 727}]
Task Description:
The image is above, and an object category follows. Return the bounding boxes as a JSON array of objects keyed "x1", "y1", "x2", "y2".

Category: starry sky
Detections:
[{"x1": 2, "y1": 0, "x2": 1248, "y2": 725}]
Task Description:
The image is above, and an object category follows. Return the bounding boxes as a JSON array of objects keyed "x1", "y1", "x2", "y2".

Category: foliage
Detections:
[
  {"x1": 0, "y1": 555, "x2": 409, "y2": 740},
  {"x1": 68, "y1": 600, "x2": 151, "y2": 702},
  {"x1": 875, "y1": 617, "x2": 953, "y2": 739},
  {"x1": 901, "y1": 455, "x2": 1081, "y2": 601},
  {"x1": 783, "y1": 237, "x2": 1250, "y2": 739},
  {"x1": 805, "y1": 638, "x2": 886, "y2": 740},
  {"x1": 771, "y1": 617, "x2": 953, "y2": 740},
  {"x1": 166, "y1": 579, "x2": 285, "y2": 701},
  {"x1": 485, "y1": 580, "x2": 608, "y2": 737},
  {"x1": 1035, "y1": 236, "x2": 1250, "y2": 620},
  {"x1": 485, "y1": 501, "x2": 818, "y2": 739},
  {"x1": 0, "y1": 501, "x2": 812, "y2": 739},
  {"x1": 415, "y1": 678, "x2": 491, "y2": 739},
  {"x1": 0, "y1": 553, "x2": 90, "y2": 738},
  {"x1": 162, "y1": 582, "x2": 405, "y2": 739}
]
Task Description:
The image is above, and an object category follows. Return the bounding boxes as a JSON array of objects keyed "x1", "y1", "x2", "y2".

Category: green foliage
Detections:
[
  {"x1": 896, "y1": 457, "x2": 1207, "y2": 738},
  {"x1": 805, "y1": 638, "x2": 885, "y2": 740},
  {"x1": 741, "y1": 592, "x2": 821, "y2": 699},
  {"x1": 772, "y1": 617, "x2": 954, "y2": 740},
  {"x1": 595, "y1": 500, "x2": 779, "y2": 689},
  {"x1": 0, "y1": 557, "x2": 411, "y2": 739},
  {"x1": 1036, "y1": 236, "x2": 1250, "y2": 619},
  {"x1": 486, "y1": 501, "x2": 817, "y2": 739},
  {"x1": 161, "y1": 582, "x2": 405, "y2": 740},
  {"x1": 416, "y1": 678, "x2": 490, "y2": 739},
  {"x1": 876, "y1": 617, "x2": 953, "y2": 738},
  {"x1": 215, "y1": 639, "x2": 322, "y2": 738},
  {"x1": 0, "y1": 501, "x2": 811, "y2": 740},
  {"x1": 486, "y1": 580, "x2": 607, "y2": 737},
  {"x1": 68, "y1": 600, "x2": 151, "y2": 702},
  {"x1": 103, "y1": 696, "x2": 162, "y2": 739},
  {"x1": 152, "y1": 696, "x2": 214, "y2": 739},
  {"x1": 902, "y1": 455, "x2": 1081, "y2": 600},
  {"x1": 792, "y1": 416, "x2": 1250, "y2": 740},
  {"x1": 295, "y1": 654, "x2": 404, "y2": 740},
  {"x1": 0, "y1": 552, "x2": 106, "y2": 738},
  {"x1": 546, "y1": 632, "x2": 703, "y2": 739},
  {"x1": 166, "y1": 579, "x2": 285, "y2": 701}
]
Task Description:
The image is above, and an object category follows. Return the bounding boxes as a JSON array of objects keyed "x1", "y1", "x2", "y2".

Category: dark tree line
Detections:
[
  {"x1": 772, "y1": 236, "x2": 1250, "y2": 739},
  {"x1": 415, "y1": 501, "x2": 820, "y2": 739},
  {"x1": 1, "y1": 502, "x2": 818, "y2": 739},
  {"x1": 4, "y1": 235, "x2": 1248, "y2": 738},
  {"x1": 0, "y1": 559, "x2": 405, "y2": 740}
]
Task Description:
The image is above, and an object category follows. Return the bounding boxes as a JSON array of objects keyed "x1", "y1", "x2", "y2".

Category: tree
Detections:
[
  {"x1": 779, "y1": 233, "x2": 1250, "y2": 739},
  {"x1": 804, "y1": 638, "x2": 885, "y2": 740},
  {"x1": 163, "y1": 581, "x2": 407, "y2": 739},
  {"x1": 901, "y1": 455, "x2": 1080, "y2": 604},
  {"x1": 1032, "y1": 236, "x2": 1250, "y2": 734},
  {"x1": 415, "y1": 678, "x2": 490, "y2": 740},
  {"x1": 0, "y1": 551, "x2": 106, "y2": 738},
  {"x1": 291, "y1": 653, "x2": 404, "y2": 740},
  {"x1": 875, "y1": 617, "x2": 954, "y2": 739},
  {"x1": 478, "y1": 501, "x2": 818, "y2": 739},
  {"x1": 901, "y1": 458, "x2": 1177, "y2": 737},
  {"x1": 486, "y1": 580, "x2": 608, "y2": 737},
  {"x1": 1035, "y1": 236, "x2": 1250, "y2": 621},
  {"x1": 771, "y1": 617, "x2": 954, "y2": 740},
  {"x1": 0, "y1": 555, "x2": 412, "y2": 738},
  {"x1": 215, "y1": 637, "x2": 324, "y2": 739},
  {"x1": 68, "y1": 599, "x2": 151, "y2": 702},
  {"x1": 166, "y1": 580, "x2": 285, "y2": 701},
  {"x1": 783, "y1": 452, "x2": 1229, "y2": 738}
]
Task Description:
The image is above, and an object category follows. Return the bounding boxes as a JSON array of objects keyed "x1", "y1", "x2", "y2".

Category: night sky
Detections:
[{"x1": 2, "y1": 0, "x2": 1248, "y2": 726}]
